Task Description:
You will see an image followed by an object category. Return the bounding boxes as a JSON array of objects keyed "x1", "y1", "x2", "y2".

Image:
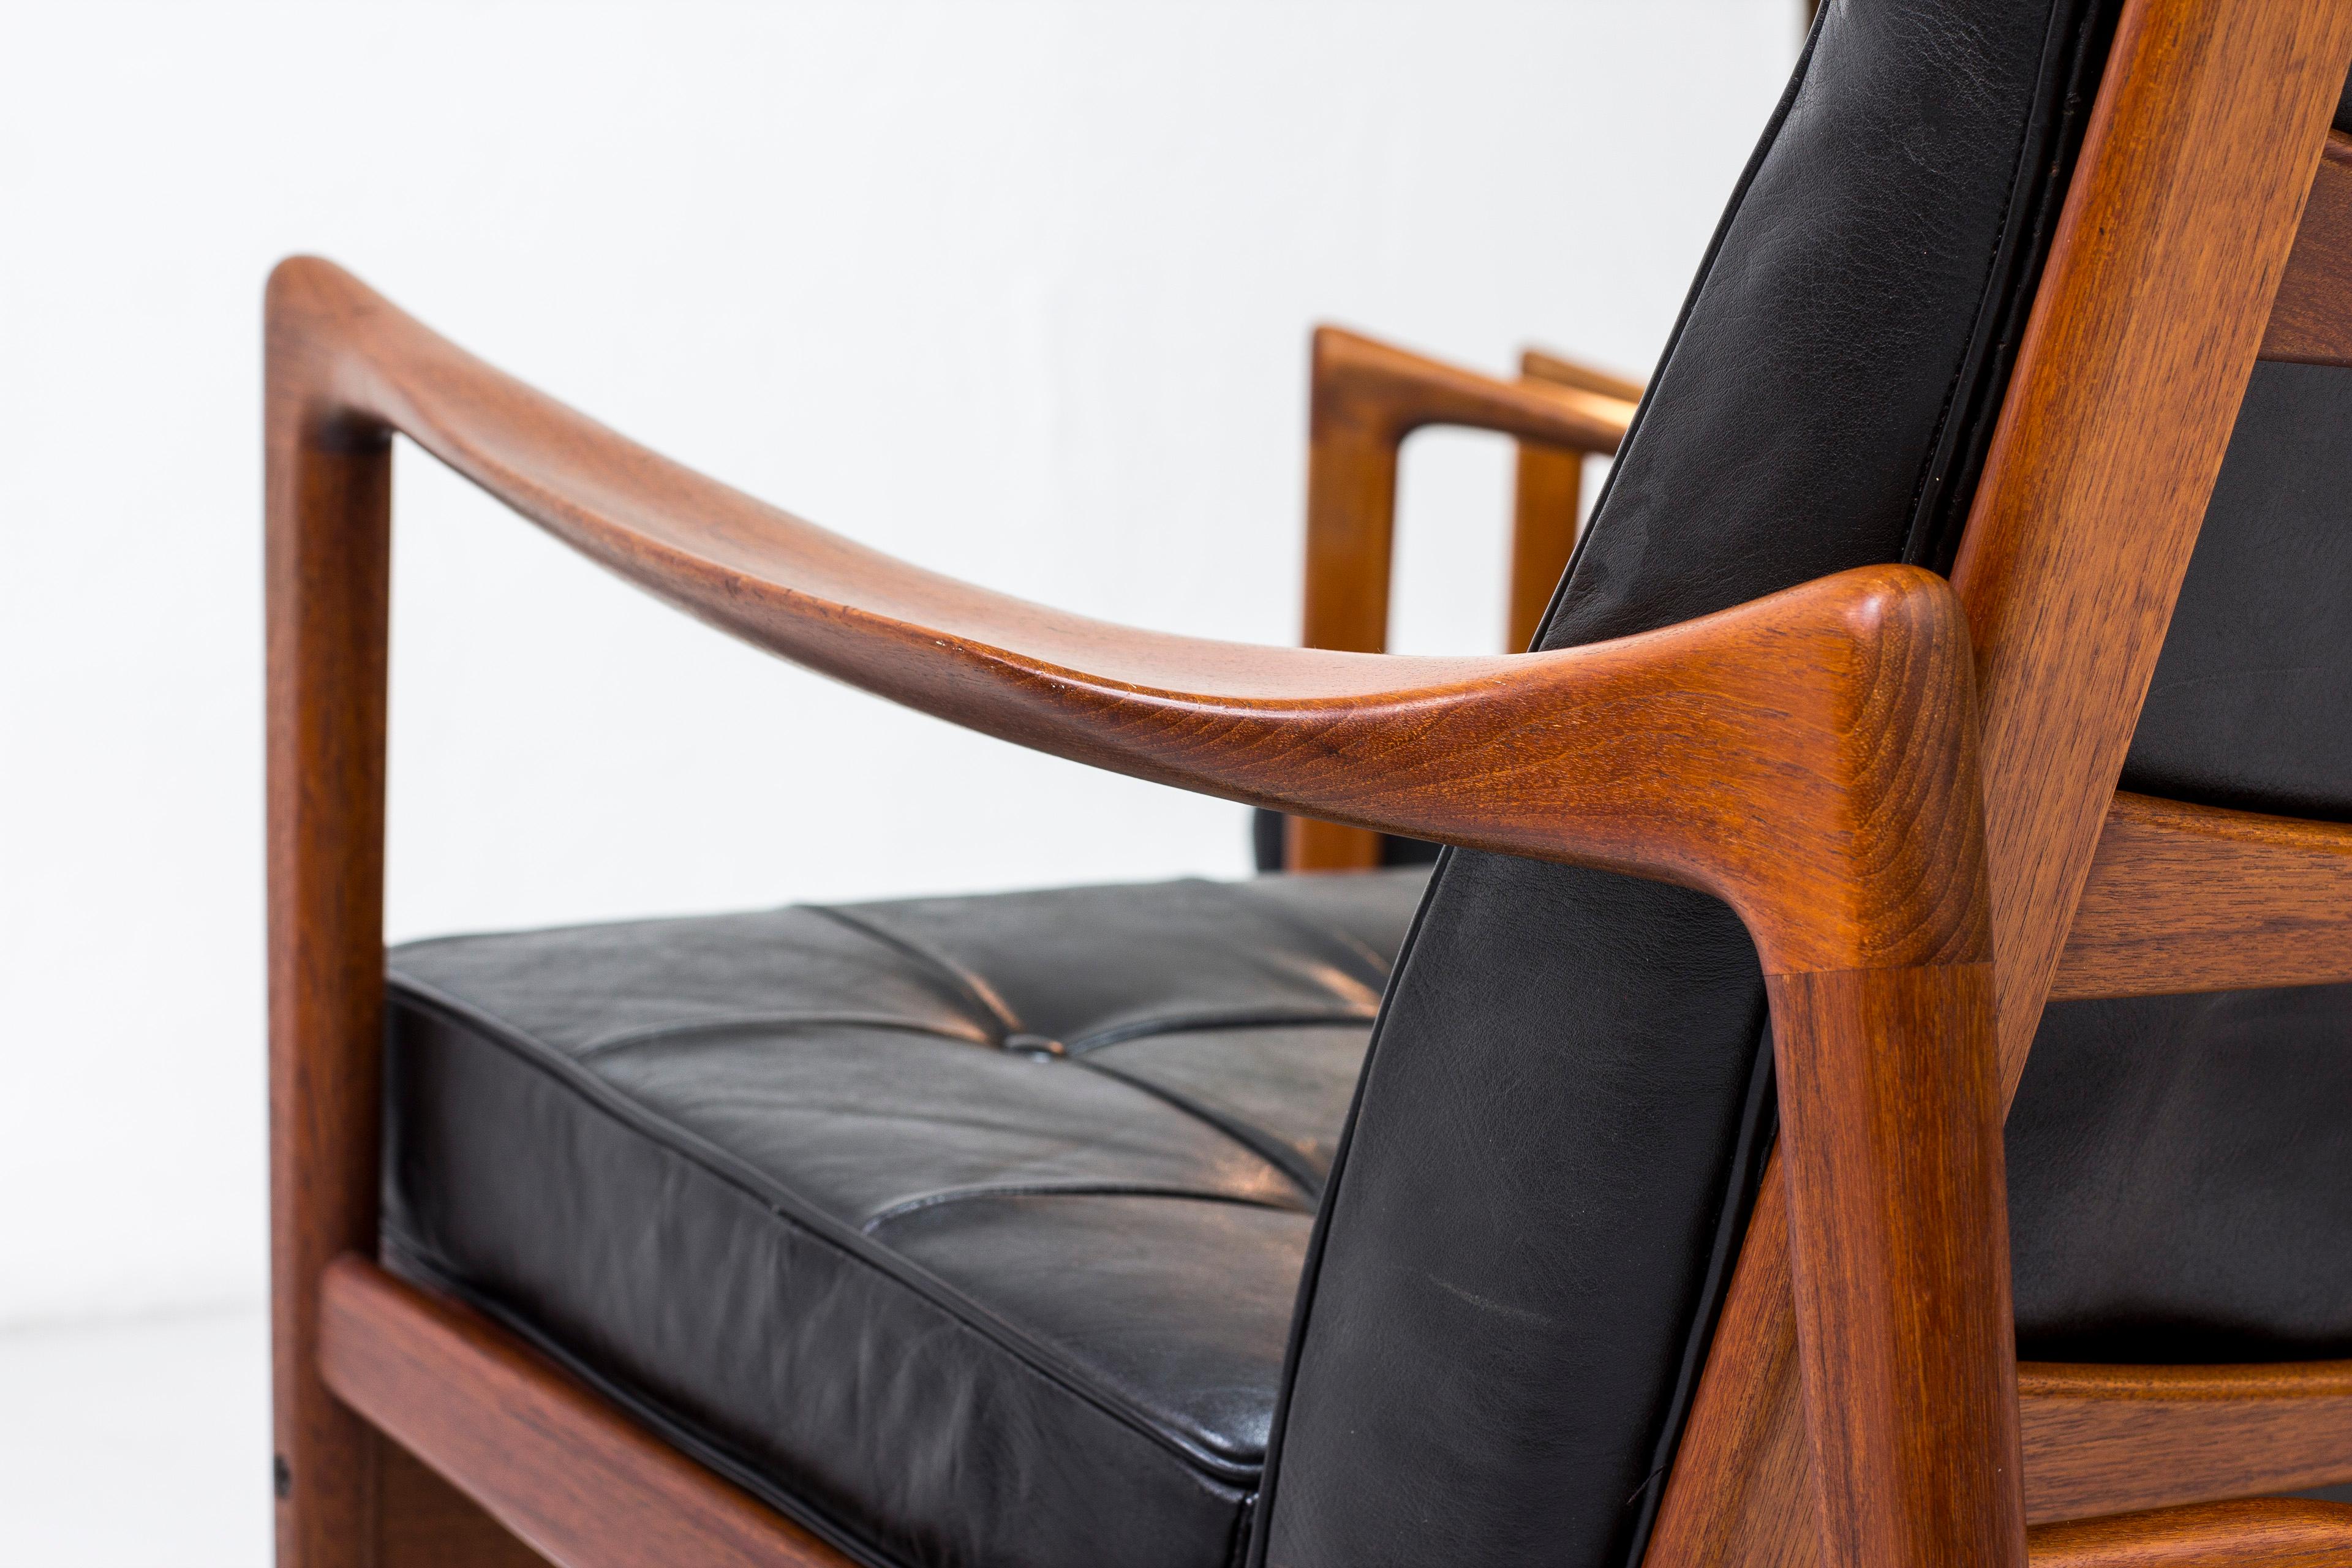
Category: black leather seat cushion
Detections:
[{"x1": 382, "y1": 869, "x2": 1428, "y2": 1568}]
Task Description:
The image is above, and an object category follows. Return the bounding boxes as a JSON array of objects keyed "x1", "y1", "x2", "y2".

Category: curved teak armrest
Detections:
[
  {"x1": 266, "y1": 257, "x2": 2015, "y2": 1568},
  {"x1": 267, "y1": 257, "x2": 1972, "y2": 979}
]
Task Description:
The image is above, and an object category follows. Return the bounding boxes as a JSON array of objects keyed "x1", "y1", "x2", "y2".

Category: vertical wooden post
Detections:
[
  {"x1": 1765, "y1": 962, "x2": 2024, "y2": 1568},
  {"x1": 267, "y1": 268, "x2": 394, "y2": 1568},
  {"x1": 1289, "y1": 329, "x2": 1399, "y2": 872},
  {"x1": 1511, "y1": 347, "x2": 1640, "y2": 651},
  {"x1": 1507, "y1": 439, "x2": 1582, "y2": 654}
]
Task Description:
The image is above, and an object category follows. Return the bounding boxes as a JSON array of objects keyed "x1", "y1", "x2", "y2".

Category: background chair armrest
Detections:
[
  {"x1": 1520, "y1": 344, "x2": 1648, "y2": 405},
  {"x1": 1291, "y1": 324, "x2": 1641, "y2": 868}
]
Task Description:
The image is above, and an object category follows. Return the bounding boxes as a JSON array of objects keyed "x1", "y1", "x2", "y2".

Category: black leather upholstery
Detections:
[
  {"x1": 2122, "y1": 361, "x2": 2352, "y2": 822},
  {"x1": 2010, "y1": 982, "x2": 2352, "y2": 1363},
  {"x1": 383, "y1": 871, "x2": 1427, "y2": 1568}
]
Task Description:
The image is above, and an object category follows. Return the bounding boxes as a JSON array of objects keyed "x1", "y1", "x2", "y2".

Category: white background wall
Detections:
[{"x1": 0, "y1": 2, "x2": 1798, "y2": 1329}]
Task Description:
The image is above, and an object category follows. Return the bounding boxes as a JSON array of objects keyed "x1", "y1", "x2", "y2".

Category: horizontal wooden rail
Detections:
[
  {"x1": 320, "y1": 1257, "x2": 851, "y2": 1568},
  {"x1": 2029, "y1": 1499, "x2": 2352, "y2": 1566},
  {"x1": 326, "y1": 1256, "x2": 2352, "y2": 1562},
  {"x1": 1310, "y1": 323, "x2": 1636, "y2": 454},
  {"x1": 2052, "y1": 791, "x2": 2352, "y2": 1000},
  {"x1": 2020, "y1": 1360, "x2": 2352, "y2": 1522},
  {"x1": 1521, "y1": 344, "x2": 1648, "y2": 405},
  {"x1": 2260, "y1": 130, "x2": 2352, "y2": 366}
]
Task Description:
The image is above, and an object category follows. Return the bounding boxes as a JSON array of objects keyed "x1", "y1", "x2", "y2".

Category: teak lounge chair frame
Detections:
[{"x1": 268, "y1": 4, "x2": 2352, "y2": 1565}]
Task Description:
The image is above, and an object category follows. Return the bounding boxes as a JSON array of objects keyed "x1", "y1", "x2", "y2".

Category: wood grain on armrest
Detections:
[{"x1": 268, "y1": 255, "x2": 1978, "y2": 979}]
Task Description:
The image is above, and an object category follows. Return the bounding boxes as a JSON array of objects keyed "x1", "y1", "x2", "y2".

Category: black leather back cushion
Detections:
[{"x1": 1257, "y1": 4, "x2": 2120, "y2": 1565}]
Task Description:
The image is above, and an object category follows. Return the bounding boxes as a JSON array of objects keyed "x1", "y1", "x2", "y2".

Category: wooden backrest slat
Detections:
[
  {"x1": 2019, "y1": 1359, "x2": 2352, "y2": 1522},
  {"x1": 2053, "y1": 792, "x2": 2352, "y2": 1001},
  {"x1": 2263, "y1": 132, "x2": 2352, "y2": 366}
]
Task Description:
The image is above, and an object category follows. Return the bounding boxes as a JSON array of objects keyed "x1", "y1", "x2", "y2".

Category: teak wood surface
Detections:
[
  {"x1": 2261, "y1": 131, "x2": 2352, "y2": 367},
  {"x1": 2028, "y1": 1500, "x2": 2352, "y2": 1568},
  {"x1": 2052, "y1": 792, "x2": 2352, "y2": 1000},
  {"x1": 1642, "y1": 2, "x2": 2352, "y2": 1566},
  {"x1": 378, "y1": 1439, "x2": 551, "y2": 1568},
  {"x1": 2019, "y1": 1362, "x2": 2352, "y2": 1523}
]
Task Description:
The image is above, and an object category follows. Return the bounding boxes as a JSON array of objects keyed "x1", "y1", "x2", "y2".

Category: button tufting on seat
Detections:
[{"x1": 380, "y1": 868, "x2": 1429, "y2": 1568}]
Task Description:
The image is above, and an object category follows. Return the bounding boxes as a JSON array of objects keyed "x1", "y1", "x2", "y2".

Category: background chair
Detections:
[
  {"x1": 268, "y1": 1, "x2": 2352, "y2": 1566},
  {"x1": 1251, "y1": 326, "x2": 1642, "y2": 873}
]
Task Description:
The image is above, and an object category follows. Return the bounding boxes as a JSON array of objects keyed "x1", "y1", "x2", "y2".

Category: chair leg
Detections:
[
  {"x1": 1765, "y1": 962, "x2": 2029, "y2": 1568},
  {"x1": 266, "y1": 290, "x2": 395, "y2": 1567}
]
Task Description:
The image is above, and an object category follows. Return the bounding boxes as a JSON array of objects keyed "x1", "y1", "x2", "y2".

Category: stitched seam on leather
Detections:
[
  {"x1": 1894, "y1": 0, "x2": 2099, "y2": 562},
  {"x1": 1225, "y1": 879, "x2": 1410, "y2": 981},
  {"x1": 1224, "y1": 1490, "x2": 1257, "y2": 1568},
  {"x1": 386, "y1": 972, "x2": 1272, "y2": 1482},
  {"x1": 1899, "y1": 157, "x2": 2029, "y2": 551},
  {"x1": 573, "y1": 1011, "x2": 995, "y2": 1062},
  {"x1": 1076, "y1": 1055, "x2": 1331, "y2": 1200},
  {"x1": 1063, "y1": 1007, "x2": 1376, "y2": 1055},
  {"x1": 860, "y1": 1182, "x2": 1309, "y2": 1235},
  {"x1": 1615, "y1": 1016, "x2": 1780, "y2": 1566},
  {"x1": 804, "y1": 903, "x2": 1023, "y2": 1038}
]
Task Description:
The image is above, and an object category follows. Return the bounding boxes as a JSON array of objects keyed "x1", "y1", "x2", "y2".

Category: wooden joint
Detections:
[{"x1": 1308, "y1": 323, "x2": 1634, "y2": 451}]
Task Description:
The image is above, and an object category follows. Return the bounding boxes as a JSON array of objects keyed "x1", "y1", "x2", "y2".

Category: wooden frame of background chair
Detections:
[
  {"x1": 1280, "y1": 325, "x2": 1642, "y2": 872},
  {"x1": 266, "y1": 4, "x2": 2352, "y2": 1566}
]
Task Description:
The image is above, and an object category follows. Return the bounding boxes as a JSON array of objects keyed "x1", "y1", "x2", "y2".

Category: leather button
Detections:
[{"x1": 1002, "y1": 1033, "x2": 1066, "y2": 1058}]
